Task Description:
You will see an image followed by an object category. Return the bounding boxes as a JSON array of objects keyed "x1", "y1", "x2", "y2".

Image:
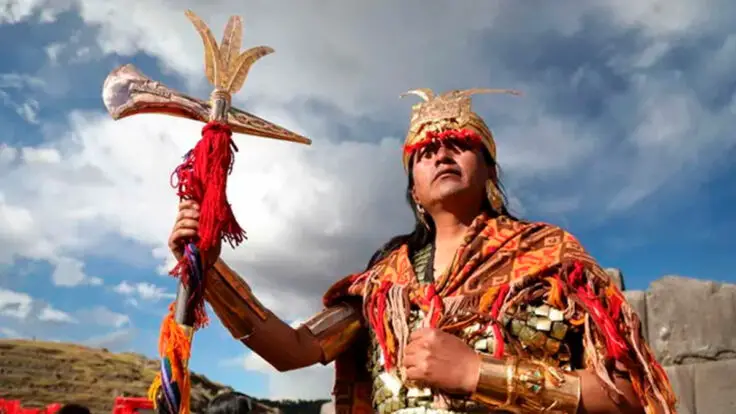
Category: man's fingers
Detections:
[
  {"x1": 176, "y1": 208, "x2": 200, "y2": 222},
  {"x1": 403, "y1": 340, "x2": 423, "y2": 358},
  {"x1": 169, "y1": 201, "x2": 199, "y2": 259},
  {"x1": 402, "y1": 345, "x2": 430, "y2": 367},
  {"x1": 179, "y1": 200, "x2": 200, "y2": 211},
  {"x1": 175, "y1": 218, "x2": 199, "y2": 231},
  {"x1": 403, "y1": 349, "x2": 418, "y2": 367},
  {"x1": 171, "y1": 228, "x2": 197, "y2": 244}
]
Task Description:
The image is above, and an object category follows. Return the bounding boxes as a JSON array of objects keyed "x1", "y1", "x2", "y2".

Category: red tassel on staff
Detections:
[
  {"x1": 169, "y1": 120, "x2": 247, "y2": 327},
  {"x1": 150, "y1": 121, "x2": 245, "y2": 414}
]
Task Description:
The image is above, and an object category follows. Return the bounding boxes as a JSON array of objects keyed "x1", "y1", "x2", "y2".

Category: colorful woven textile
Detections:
[{"x1": 324, "y1": 213, "x2": 676, "y2": 414}]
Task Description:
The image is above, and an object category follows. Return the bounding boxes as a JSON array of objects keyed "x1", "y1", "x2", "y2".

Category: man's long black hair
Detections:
[{"x1": 365, "y1": 149, "x2": 515, "y2": 270}]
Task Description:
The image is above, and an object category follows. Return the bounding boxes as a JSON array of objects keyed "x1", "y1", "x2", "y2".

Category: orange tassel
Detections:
[
  {"x1": 148, "y1": 303, "x2": 194, "y2": 414},
  {"x1": 545, "y1": 277, "x2": 564, "y2": 309}
]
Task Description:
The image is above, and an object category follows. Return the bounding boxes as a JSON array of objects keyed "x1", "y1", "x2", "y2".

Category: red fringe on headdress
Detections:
[{"x1": 402, "y1": 128, "x2": 483, "y2": 157}]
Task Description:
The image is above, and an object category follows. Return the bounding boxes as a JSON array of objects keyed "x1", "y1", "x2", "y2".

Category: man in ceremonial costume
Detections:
[{"x1": 170, "y1": 88, "x2": 677, "y2": 414}]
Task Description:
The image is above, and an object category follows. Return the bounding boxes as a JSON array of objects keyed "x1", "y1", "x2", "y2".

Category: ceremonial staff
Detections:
[{"x1": 101, "y1": 10, "x2": 311, "y2": 414}]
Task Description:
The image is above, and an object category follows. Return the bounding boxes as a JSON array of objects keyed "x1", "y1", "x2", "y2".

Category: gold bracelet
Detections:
[
  {"x1": 504, "y1": 356, "x2": 518, "y2": 407},
  {"x1": 470, "y1": 353, "x2": 512, "y2": 407},
  {"x1": 470, "y1": 353, "x2": 582, "y2": 414}
]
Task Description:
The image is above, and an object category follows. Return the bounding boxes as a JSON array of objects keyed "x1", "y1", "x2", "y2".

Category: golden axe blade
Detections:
[{"x1": 101, "y1": 10, "x2": 311, "y2": 145}]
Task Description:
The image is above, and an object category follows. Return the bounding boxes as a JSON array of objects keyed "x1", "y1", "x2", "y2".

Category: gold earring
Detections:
[
  {"x1": 485, "y1": 180, "x2": 504, "y2": 213},
  {"x1": 416, "y1": 204, "x2": 430, "y2": 229}
]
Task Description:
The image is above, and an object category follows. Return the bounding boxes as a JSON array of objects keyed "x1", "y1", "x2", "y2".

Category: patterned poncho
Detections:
[{"x1": 323, "y1": 213, "x2": 677, "y2": 414}]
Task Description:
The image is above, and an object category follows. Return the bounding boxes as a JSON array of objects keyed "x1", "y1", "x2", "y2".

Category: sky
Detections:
[{"x1": 0, "y1": 0, "x2": 735, "y2": 402}]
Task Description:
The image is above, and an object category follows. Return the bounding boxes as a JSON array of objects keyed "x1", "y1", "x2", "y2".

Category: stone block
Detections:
[
  {"x1": 605, "y1": 268, "x2": 624, "y2": 290},
  {"x1": 664, "y1": 364, "x2": 695, "y2": 414},
  {"x1": 694, "y1": 359, "x2": 736, "y2": 414},
  {"x1": 646, "y1": 276, "x2": 736, "y2": 365},
  {"x1": 623, "y1": 290, "x2": 647, "y2": 338}
]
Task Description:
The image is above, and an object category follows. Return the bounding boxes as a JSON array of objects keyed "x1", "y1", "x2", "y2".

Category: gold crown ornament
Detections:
[{"x1": 400, "y1": 88, "x2": 521, "y2": 170}]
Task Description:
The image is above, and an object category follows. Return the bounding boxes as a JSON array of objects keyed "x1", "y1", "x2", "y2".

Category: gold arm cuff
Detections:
[
  {"x1": 204, "y1": 259, "x2": 270, "y2": 340},
  {"x1": 470, "y1": 353, "x2": 513, "y2": 407},
  {"x1": 302, "y1": 302, "x2": 363, "y2": 364},
  {"x1": 470, "y1": 353, "x2": 582, "y2": 414}
]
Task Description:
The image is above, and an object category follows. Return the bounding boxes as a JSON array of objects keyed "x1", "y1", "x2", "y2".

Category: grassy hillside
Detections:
[{"x1": 0, "y1": 339, "x2": 327, "y2": 414}]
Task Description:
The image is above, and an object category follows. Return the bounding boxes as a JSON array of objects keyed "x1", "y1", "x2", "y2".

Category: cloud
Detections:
[
  {"x1": 21, "y1": 147, "x2": 62, "y2": 164},
  {"x1": 0, "y1": 287, "x2": 77, "y2": 325},
  {"x1": 597, "y1": 0, "x2": 720, "y2": 37},
  {"x1": 0, "y1": 288, "x2": 33, "y2": 319},
  {"x1": 0, "y1": 327, "x2": 23, "y2": 337},
  {"x1": 45, "y1": 42, "x2": 65, "y2": 64},
  {"x1": 15, "y1": 0, "x2": 729, "y2": 112},
  {"x1": 51, "y1": 256, "x2": 102, "y2": 286},
  {"x1": 243, "y1": 351, "x2": 334, "y2": 401},
  {"x1": 0, "y1": 73, "x2": 45, "y2": 124},
  {"x1": 114, "y1": 281, "x2": 175, "y2": 306},
  {"x1": 0, "y1": 189, "x2": 100, "y2": 286},
  {"x1": 44, "y1": 31, "x2": 91, "y2": 66},
  {"x1": 76, "y1": 306, "x2": 131, "y2": 328},
  {"x1": 0, "y1": 144, "x2": 16, "y2": 164},
  {"x1": 0, "y1": 287, "x2": 129, "y2": 346},
  {"x1": 82, "y1": 328, "x2": 137, "y2": 350},
  {"x1": 38, "y1": 304, "x2": 78, "y2": 323},
  {"x1": 0, "y1": 0, "x2": 47, "y2": 24}
]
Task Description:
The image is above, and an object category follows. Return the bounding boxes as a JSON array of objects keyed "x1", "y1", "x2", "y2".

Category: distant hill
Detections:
[{"x1": 0, "y1": 339, "x2": 327, "y2": 414}]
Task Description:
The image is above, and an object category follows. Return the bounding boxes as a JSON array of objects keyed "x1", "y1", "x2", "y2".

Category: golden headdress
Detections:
[{"x1": 400, "y1": 88, "x2": 521, "y2": 170}]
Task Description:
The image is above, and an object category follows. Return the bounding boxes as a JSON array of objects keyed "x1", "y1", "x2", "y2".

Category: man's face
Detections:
[{"x1": 410, "y1": 136, "x2": 489, "y2": 211}]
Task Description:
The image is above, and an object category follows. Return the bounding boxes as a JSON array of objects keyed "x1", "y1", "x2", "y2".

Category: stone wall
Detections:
[
  {"x1": 321, "y1": 273, "x2": 736, "y2": 414},
  {"x1": 617, "y1": 274, "x2": 736, "y2": 414}
]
